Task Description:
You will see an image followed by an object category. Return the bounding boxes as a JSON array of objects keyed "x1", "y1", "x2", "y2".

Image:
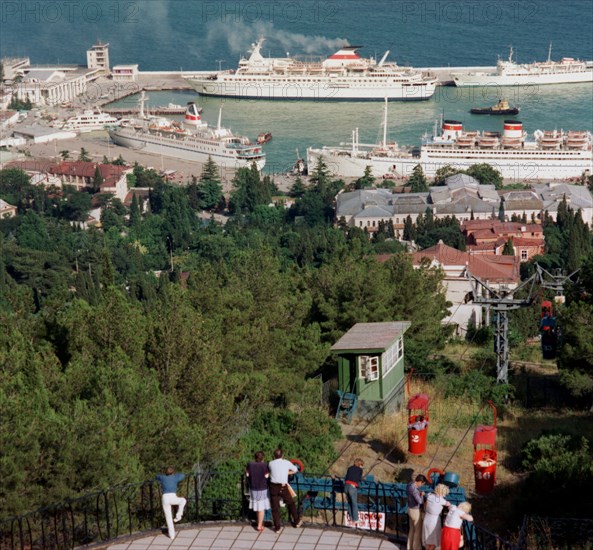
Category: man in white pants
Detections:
[{"x1": 156, "y1": 466, "x2": 186, "y2": 539}]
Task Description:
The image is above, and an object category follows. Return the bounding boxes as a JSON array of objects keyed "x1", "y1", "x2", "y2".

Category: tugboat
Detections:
[
  {"x1": 470, "y1": 99, "x2": 520, "y2": 115},
  {"x1": 257, "y1": 132, "x2": 272, "y2": 144}
]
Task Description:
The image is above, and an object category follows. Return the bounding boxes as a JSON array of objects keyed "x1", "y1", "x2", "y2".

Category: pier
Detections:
[
  {"x1": 103, "y1": 106, "x2": 186, "y2": 116},
  {"x1": 91, "y1": 67, "x2": 496, "y2": 107}
]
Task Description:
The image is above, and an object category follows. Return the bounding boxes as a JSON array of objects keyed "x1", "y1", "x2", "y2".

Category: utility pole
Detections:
[{"x1": 467, "y1": 272, "x2": 537, "y2": 384}]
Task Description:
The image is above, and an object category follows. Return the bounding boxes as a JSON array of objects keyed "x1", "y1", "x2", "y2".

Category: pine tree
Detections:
[
  {"x1": 289, "y1": 177, "x2": 307, "y2": 198},
  {"x1": 78, "y1": 148, "x2": 91, "y2": 162},
  {"x1": 403, "y1": 215, "x2": 416, "y2": 241},
  {"x1": 93, "y1": 166, "x2": 104, "y2": 193},
  {"x1": 354, "y1": 166, "x2": 375, "y2": 189},
  {"x1": 408, "y1": 164, "x2": 428, "y2": 192},
  {"x1": 129, "y1": 194, "x2": 141, "y2": 226},
  {"x1": 433, "y1": 165, "x2": 462, "y2": 186},
  {"x1": 498, "y1": 199, "x2": 505, "y2": 222},
  {"x1": 197, "y1": 157, "x2": 224, "y2": 210}
]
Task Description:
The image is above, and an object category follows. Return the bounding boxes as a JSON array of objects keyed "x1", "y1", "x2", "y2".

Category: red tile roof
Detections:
[
  {"x1": 406, "y1": 241, "x2": 519, "y2": 282},
  {"x1": 49, "y1": 161, "x2": 126, "y2": 187}
]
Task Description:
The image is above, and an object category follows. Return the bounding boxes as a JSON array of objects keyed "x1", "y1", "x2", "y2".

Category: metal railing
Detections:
[
  {"x1": 0, "y1": 470, "x2": 246, "y2": 549},
  {"x1": 1, "y1": 472, "x2": 518, "y2": 550}
]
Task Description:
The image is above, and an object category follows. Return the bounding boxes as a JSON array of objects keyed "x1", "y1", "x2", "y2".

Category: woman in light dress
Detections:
[{"x1": 422, "y1": 483, "x2": 451, "y2": 550}]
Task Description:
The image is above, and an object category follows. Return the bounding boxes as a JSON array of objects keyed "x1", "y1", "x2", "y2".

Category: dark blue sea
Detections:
[{"x1": 2, "y1": 0, "x2": 592, "y2": 172}]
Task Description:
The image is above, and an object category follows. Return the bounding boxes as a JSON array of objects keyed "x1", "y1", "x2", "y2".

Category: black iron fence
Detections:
[
  {"x1": 1, "y1": 472, "x2": 517, "y2": 550},
  {"x1": 0, "y1": 470, "x2": 246, "y2": 550}
]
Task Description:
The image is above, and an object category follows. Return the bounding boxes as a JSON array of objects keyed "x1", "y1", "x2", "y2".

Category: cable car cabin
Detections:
[
  {"x1": 540, "y1": 300, "x2": 558, "y2": 359},
  {"x1": 407, "y1": 393, "x2": 429, "y2": 455}
]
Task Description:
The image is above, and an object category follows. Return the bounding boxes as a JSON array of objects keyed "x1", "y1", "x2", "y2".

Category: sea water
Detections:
[{"x1": 2, "y1": 0, "x2": 592, "y2": 172}]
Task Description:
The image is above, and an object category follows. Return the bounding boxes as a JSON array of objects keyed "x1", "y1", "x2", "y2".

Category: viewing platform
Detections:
[
  {"x1": 106, "y1": 524, "x2": 401, "y2": 549},
  {"x1": 0, "y1": 471, "x2": 514, "y2": 550}
]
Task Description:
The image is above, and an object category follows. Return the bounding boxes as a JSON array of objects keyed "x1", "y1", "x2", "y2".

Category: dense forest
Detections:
[{"x1": 1, "y1": 159, "x2": 592, "y2": 523}]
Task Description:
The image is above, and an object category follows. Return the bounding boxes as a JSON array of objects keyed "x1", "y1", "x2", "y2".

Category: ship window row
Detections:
[
  {"x1": 144, "y1": 140, "x2": 262, "y2": 159},
  {"x1": 230, "y1": 78, "x2": 408, "y2": 83},
  {"x1": 427, "y1": 150, "x2": 584, "y2": 157}
]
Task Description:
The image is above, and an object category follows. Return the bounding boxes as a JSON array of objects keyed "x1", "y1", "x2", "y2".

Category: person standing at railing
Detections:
[
  {"x1": 406, "y1": 474, "x2": 427, "y2": 550},
  {"x1": 344, "y1": 458, "x2": 364, "y2": 525},
  {"x1": 246, "y1": 451, "x2": 271, "y2": 532},
  {"x1": 268, "y1": 448, "x2": 302, "y2": 533},
  {"x1": 155, "y1": 466, "x2": 186, "y2": 540},
  {"x1": 422, "y1": 483, "x2": 451, "y2": 550},
  {"x1": 441, "y1": 501, "x2": 473, "y2": 550}
]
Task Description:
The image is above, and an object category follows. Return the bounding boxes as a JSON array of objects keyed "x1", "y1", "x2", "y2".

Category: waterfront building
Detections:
[
  {"x1": 12, "y1": 66, "x2": 102, "y2": 106},
  {"x1": 112, "y1": 64, "x2": 139, "y2": 82},
  {"x1": 49, "y1": 161, "x2": 130, "y2": 201},
  {"x1": 7, "y1": 160, "x2": 131, "y2": 203},
  {"x1": 87, "y1": 42, "x2": 110, "y2": 75},
  {"x1": 0, "y1": 57, "x2": 30, "y2": 80}
]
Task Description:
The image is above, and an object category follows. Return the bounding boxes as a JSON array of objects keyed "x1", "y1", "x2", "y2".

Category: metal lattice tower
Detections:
[
  {"x1": 536, "y1": 264, "x2": 580, "y2": 300},
  {"x1": 467, "y1": 272, "x2": 538, "y2": 384}
]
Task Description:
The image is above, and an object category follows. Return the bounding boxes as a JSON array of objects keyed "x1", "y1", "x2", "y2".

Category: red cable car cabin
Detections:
[
  {"x1": 473, "y1": 401, "x2": 497, "y2": 494},
  {"x1": 407, "y1": 393, "x2": 429, "y2": 455}
]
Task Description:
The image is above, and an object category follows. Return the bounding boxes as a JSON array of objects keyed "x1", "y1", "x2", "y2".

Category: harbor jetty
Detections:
[
  {"x1": 103, "y1": 105, "x2": 186, "y2": 116},
  {"x1": 92, "y1": 67, "x2": 497, "y2": 107}
]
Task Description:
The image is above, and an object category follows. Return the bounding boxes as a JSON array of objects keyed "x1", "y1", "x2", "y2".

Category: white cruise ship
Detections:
[
  {"x1": 307, "y1": 104, "x2": 593, "y2": 181},
  {"x1": 61, "y1": 109, "x2": 120, "y2": 132},
  {"x1": 452, "y1": 45, "x2": 593, "y2": 87},
  {"x1": 108, "y1": 94, "x2": 265, "y2": 170},
  {"x1": 186, "y1": 37, "x2": 437, "y2": 101}
]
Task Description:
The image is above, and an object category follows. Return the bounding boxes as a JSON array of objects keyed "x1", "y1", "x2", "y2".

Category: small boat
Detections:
[
  {"x1": 470, "y1": 99, "x2": 520, "y2": 115},
  {"x1": 257, "y1": 132, "x2": 272, "y2": 144}
]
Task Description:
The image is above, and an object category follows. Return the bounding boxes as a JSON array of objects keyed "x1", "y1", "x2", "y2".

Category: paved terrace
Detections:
[{"x1": 106, "y1": 524, "x2": 402, "y2": 550}]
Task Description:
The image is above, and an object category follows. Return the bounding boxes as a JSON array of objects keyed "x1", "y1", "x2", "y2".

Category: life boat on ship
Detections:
[{"x1": 478, "y1": 135, "x2": 499, "y2": 148}]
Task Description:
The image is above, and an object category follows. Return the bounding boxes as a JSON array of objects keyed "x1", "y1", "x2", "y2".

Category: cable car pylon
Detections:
[{"x1": 466, "y1": 270, "x2": 538, "y2": 384}]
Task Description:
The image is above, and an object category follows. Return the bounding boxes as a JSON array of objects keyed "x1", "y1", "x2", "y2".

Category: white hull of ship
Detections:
[
  {"x1": 453, "y1": 69, "x2": 593, "y2": 87},
  {"x1": 188, "y1": 78, "x2": 437, "y2": 101},
  {"x1": 109, "y1": 128, "x2": 265, "y2": 171},
  {"x1": 307, "y1": 146, "x2": 593, "y2": 181}
]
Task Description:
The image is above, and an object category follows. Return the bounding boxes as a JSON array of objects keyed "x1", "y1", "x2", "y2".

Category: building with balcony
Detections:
[{"x1": 87, "y1": 42, "x2": 110, "y2": 75}]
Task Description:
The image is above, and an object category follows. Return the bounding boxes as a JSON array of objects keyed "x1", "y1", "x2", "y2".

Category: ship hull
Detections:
[
  {"x1": 109, "y1": 129, "x2": 265, "y2": 171},
  {"x1": 470, "y1": 108, "x2": 520, "y2": 115},
  {"x1": 453, "y1": 69, "x2": 593, "y2": 87},
  {"x1": 187, "y1": 78, "x2": 437, "y2": 101},
  {"x1": 307, "y1": 146, "x2": 592, "y2": 181}
]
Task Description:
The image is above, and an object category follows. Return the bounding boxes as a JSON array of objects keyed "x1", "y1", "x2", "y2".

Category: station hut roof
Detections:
[{"x1": 331, "y1": 322, "x2": 411, "y2": 353}]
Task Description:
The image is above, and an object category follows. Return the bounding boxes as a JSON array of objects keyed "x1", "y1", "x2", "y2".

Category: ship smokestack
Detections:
[
  {"x1": 442, "y1": 119, "x2": 463, "y2": 140},
  {"x1": 184, "y1": 102, "x2": 202, "y2": 126},
  {"x1": 503, "y1": 120, "x2": 523, "y2": 139}
]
